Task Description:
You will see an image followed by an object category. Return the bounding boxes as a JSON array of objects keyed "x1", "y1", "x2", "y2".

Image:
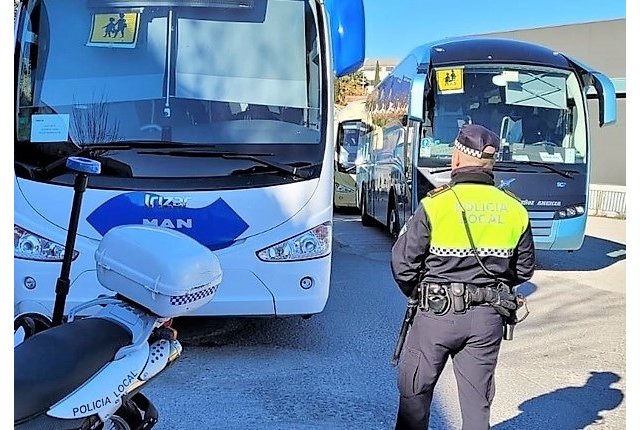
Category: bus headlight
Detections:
[
  {"x1": 335, "y1": 183, "x2": 355, "y2": 193},
  {"x1": 257, "y1": 222, "x2": 331, "y2": 262},
  {"x1": 554, "y1": 205, "x2": 585, "y2": 219},
  {"x1": 14, "y1": 225, "x2": 79, "y2": 261}
]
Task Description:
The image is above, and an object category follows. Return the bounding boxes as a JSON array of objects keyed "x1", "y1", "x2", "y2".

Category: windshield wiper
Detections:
[
  {"x1": 37, "y1": 144, "x2": 135, "y2": 177},
  {"x1": 428, "y1": 165, "x2": 522, "y2": 174},
  {"x1": 35, "y1": 142, "x2": 202, "y2": 179},
  {"x1": 499, "y1": 161, "x2": 576, "y2": 179},
  {"x1": 429, "y1": 161, "x2": 578, "y2": 179},
  {"x1": 425, "y1": 166, "x2": 453, "y2": 174},
  {"x1": 140, "y1": 149, "x2": 318, "y2": 180},
  {"x1": 491, "y1": 165, "x2": 520, "y2": 172}
]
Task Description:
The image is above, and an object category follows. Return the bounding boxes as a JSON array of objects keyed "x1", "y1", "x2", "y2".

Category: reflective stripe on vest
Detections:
[{"x1": 421, "y1": 184, "x2": 529, "y2": 255}]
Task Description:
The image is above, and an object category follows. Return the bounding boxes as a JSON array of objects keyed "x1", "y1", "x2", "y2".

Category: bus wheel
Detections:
[
  {"x1": 388, "y1": 204, "x2": 399, "y2": 238},
  {"x1": 361, "y1": 193, "x2": 375, "y2": 227}
]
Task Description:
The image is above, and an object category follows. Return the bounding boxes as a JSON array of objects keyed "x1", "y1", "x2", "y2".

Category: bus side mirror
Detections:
[
  {"x1": 563, "y1": 54, "x2": 617, "y2": 127},
  {"x1": 408, "y1": 74, "x2": 428, "y2": 122},
  {"x1": 588, "y1": 72, "x2": 617, "y2": 127},
  {"x1": 325, "y1": 0, "x2": 365, "y2": 77}
]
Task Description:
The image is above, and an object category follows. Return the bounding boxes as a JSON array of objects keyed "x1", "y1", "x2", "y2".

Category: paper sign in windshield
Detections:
[
  {"x1": 564, "y1": 148, "x2": 576, "y2": 164},
  {"x1": 512, "y1": 154, "x2": 530, "y2": 162},
  {"x1": 436, "y1": 68, "x2": 464, "y2": 93},
  {"x1": 30, "y1": 114, "x2": 70, "y2": 142},
  {"x1": 88, "y1": 12, "x2": 140, "y2": 48},
  {"x1": 539, "y1": 152, "x2": 564, "y2": 163}
]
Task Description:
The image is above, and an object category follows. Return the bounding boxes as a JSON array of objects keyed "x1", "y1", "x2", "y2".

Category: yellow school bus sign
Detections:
[
  {"x1": 436, "y1": 68, "x2": 464, "y2": 93},
  {"x1": 88, "y1": 12, "x2": 140, "y2": 48}
]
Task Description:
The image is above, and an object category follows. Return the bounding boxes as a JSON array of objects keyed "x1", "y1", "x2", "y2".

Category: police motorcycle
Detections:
[{"x1": 14, "y1": 157, "x2": 223, "y2": 429}]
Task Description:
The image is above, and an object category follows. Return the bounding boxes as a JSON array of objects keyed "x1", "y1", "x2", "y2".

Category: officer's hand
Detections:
[{"x1": 484, "y1": 288, "x2": 517, "y2": 317}]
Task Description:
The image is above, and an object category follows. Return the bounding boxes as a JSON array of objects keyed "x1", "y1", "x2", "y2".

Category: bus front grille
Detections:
[{"x1": 528, "y1": 211, "x2": 554, "y2": 238}]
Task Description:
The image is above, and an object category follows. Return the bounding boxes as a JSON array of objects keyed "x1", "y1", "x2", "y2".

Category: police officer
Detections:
[{"x1": 391, "y1": 123, "x2": 535, "y2": 430}]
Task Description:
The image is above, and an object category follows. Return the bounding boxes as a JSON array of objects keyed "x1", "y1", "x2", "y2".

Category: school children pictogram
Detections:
[
  {"x1": 88, "y1": 12, "x2": 140, "y2": 48},
  {"x1": 436, "y1": 68, "x2": 464, "y2": 93}
]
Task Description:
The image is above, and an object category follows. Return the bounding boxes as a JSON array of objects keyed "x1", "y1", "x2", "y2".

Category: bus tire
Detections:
[{"x1": 361, "y1": 192, "x2": 375, "y2": 227}]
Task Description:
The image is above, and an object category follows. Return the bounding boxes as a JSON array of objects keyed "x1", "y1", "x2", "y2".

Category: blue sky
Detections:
[{"x1": 362, "y1": 0, "x2": 626, "y2": 59}]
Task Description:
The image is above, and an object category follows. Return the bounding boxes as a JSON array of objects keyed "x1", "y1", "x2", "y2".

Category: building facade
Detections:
[{"x1": 360, "y1": 58, "x2": 399, "y2": 89}]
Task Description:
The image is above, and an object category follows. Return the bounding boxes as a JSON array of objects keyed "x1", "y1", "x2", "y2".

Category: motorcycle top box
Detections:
[{"x1": 95, "y1": 225, "x2": 223, "y2": 317}]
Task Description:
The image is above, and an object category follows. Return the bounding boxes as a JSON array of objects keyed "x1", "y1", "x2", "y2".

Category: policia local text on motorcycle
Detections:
[{"x1": 390, "y1": 124, "x2": 535, "y2": 430}]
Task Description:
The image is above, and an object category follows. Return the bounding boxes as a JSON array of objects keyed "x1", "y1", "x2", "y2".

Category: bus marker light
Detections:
[
  {"x1": 24, "y1": 277, "x2": 36, "y2": 290},
  {"x1": 300, "y1": 277, "x2": 313, "y2": 289}
]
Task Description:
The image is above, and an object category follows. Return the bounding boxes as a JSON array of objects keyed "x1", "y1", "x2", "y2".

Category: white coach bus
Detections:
[{"x1": 14, "y1": 0, "x2": 365, "y2": 325}]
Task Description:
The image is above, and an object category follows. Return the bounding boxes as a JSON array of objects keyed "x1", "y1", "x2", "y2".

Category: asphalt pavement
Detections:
[{"x1": 144, "y1": 213, "x2": 626, "y2": 429}]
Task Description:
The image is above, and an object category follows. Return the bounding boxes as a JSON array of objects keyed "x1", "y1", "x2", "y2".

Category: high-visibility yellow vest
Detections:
[{"x1": 420, "y1": 184, "x2": 529, "y2": 258}]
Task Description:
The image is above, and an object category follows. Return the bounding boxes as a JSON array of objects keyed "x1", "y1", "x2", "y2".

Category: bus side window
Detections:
[{"x1": 393, "y1": 143, "x2": 405, "y2": 168}]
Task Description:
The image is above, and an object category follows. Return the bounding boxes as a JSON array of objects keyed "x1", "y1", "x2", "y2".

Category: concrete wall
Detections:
[
  {"x1": 588, "y1": 99, "x2": 625, "y2": 186},
  {"x1": 479, "y1": 19, "x2": 625, "y2": 78}
]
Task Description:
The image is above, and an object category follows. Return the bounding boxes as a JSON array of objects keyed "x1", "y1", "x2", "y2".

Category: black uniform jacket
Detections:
[{"x1": 391, "y1": 167, "x2": 536, "y2": 297}]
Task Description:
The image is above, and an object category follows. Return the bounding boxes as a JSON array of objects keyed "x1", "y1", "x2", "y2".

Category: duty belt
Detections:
[{"x1": 418, "y1": 282, "x2": 489, "y2": 315}]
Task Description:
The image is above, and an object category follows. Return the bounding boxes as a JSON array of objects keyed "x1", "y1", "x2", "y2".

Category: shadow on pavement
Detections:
[
  {"x1": 492, "y1": 371, "x2": 623, "y2": 430},
  {"x1": 174, "y1": 315, "x2": 324, "y2": 348},
  {"x1": 535, "y1": 235, "x2": 626, "y2": 271},
  {"x1": 333, "y1": 207, "x2": 360, "y2": 216}
]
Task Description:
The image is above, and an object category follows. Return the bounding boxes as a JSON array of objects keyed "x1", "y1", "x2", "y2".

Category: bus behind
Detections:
[{"x1": 353, "y1": 37, "x2": 616, "y2": 250}]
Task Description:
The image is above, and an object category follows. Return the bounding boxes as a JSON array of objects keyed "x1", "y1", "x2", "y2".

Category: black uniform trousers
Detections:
[{"x1": 395, "y1": 305, "x2": 504, "y2": 430}]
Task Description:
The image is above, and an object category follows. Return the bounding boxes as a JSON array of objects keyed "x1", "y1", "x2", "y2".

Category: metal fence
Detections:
[{"x1": 588, "y1": 185, "x2": 626, "y2": 219}]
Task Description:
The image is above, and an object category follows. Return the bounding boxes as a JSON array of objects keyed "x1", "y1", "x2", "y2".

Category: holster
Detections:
[
  {"x1": 450, "y1": 282, "x2": 467, "y2": 313},
  {"x1": 419, "y1": 282, "x2": 463, "y2": 315},
  {"x1": 419, "y1": 282, "x2": 450, "y2": 315}
]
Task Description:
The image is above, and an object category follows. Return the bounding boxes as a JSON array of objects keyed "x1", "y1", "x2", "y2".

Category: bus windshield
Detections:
[
  {"x1": 16, "y1": 0, "x2": 322, "y2": 153},
  {"x1": 418, "y1": 65, "x2": 587, "y2": 168},
  {"x1": 337, "y1": 127, "x2": 360, "y2": 171}
]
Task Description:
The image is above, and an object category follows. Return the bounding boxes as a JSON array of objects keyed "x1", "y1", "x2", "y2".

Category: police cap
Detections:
[{"x1": 453, "y1": 124, "x2": 500, "y2": 159}]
